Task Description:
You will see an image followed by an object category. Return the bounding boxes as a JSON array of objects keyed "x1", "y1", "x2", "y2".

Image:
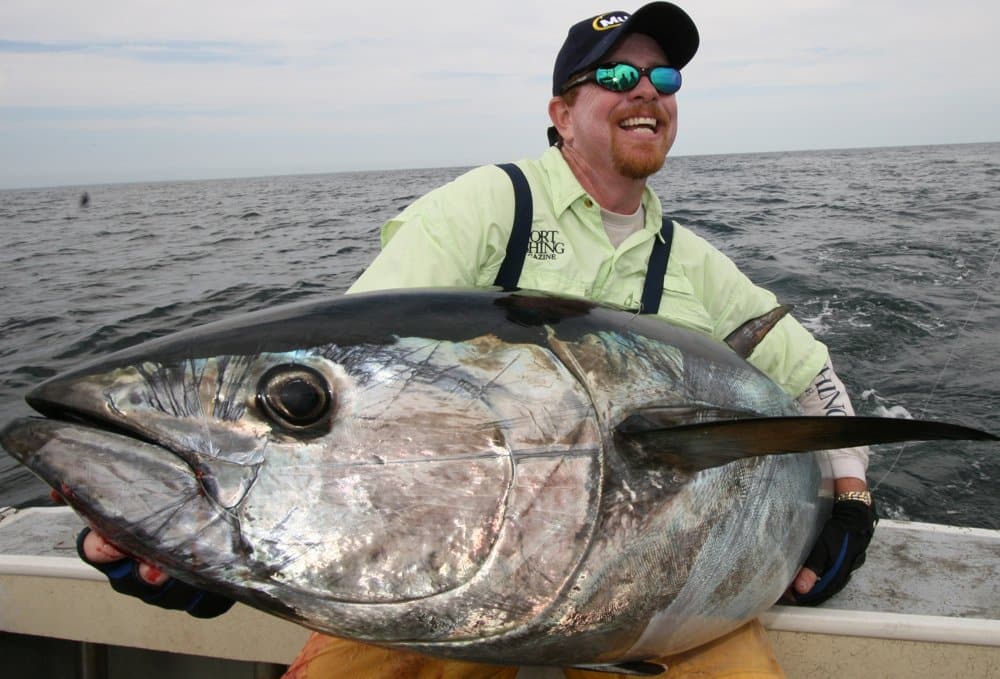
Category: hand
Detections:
[
  {"x1": 76, "y1": 526, "x2": 235, "y2": 619},
  {"x1": 785, "y1": 497, "x2": 877, "y2": 606},
  {"x1": 79, "y1": 526, "x2": 170, "y2": 584}
]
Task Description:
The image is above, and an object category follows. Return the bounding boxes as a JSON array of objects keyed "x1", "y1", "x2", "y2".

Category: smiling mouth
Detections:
[{"x1": 619, "y1": 116, "x2": 659, "y2": 134}]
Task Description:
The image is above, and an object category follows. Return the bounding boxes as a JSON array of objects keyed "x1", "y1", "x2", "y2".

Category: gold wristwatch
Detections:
[{"x1": 835, "y1": 490, "x2": 872, "y2": 506}]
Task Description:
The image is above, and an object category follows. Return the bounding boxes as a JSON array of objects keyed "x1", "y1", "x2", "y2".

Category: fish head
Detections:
[{"x1": 1, "y1": 293, "x2": 588, "y2": 615}]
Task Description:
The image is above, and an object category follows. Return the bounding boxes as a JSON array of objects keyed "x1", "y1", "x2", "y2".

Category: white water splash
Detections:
[{"x1": 860, "y1": 389, "x2": 914, "y2": 419}]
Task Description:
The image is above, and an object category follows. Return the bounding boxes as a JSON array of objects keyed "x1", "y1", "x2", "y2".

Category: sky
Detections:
[{"x1": 1, "y1": 0, "x2": 998, "y2": 189}]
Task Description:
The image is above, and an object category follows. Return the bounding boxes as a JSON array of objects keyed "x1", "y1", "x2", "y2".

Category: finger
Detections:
[
  {"x1": 794, "y1": 567, "x2": 818, "y2": 594},
  {"x1": 138, "y1": 562, "x2": 170, "y2": 587},
  {"x1": 82, "y1": 528, "x2": 126, "y2": 564}
]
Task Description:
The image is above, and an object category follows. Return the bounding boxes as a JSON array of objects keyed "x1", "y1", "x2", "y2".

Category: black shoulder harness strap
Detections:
[
  {"x1": 493, "y1": 163, "x2": 673, "y2": 315},
  {"x1": 640, "y1": 218, "x2": 674, "y2": 315},
  {"x1": 493, "y1": 163, "x2": 533, "y2": 292}
]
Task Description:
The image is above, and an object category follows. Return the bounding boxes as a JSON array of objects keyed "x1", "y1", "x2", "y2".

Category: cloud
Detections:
[{"x1": 1, "y1": 0, "x2": 998, "y2": 188}]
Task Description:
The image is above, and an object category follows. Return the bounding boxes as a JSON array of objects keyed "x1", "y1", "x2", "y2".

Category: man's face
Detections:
[{"x1": 559, "y1": 33, "x2": 678, "y2": 180}]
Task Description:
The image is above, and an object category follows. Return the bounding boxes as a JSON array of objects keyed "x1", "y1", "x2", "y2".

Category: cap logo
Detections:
[{"x1": 592, "y1": 12, "x2": 630, "y2": 31}]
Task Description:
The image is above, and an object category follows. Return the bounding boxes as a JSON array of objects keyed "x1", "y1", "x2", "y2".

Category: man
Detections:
[{"x1": 78, "y1": 4, "x2": 876, "y2": 676}]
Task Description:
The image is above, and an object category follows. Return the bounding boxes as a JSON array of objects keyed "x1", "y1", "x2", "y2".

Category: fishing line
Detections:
[{"x1": 872, "y1": 236, "x2": 1000, "y2": 491}]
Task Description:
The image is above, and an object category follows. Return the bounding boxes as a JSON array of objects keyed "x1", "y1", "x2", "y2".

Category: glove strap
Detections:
[{"x1": 805, "y1": 534, "x2": 851, "y2": 598}]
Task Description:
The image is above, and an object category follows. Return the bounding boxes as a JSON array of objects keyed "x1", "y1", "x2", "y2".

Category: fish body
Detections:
[{"x1": 2, "y1": 289, "x2": 992, "y2": 669}]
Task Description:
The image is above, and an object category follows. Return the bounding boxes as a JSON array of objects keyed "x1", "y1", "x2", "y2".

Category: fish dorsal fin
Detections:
[
  {"x1": 615, "y1": 413, "x2": 998, "y2": 473},
  {"x1": 724, "y1": 305, "x2": 792, "y2": 358}
]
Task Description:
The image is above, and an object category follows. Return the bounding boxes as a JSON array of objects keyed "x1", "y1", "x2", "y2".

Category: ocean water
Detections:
[{"x1": 1, "y1": 142, "x2": 998, "y2": 528}]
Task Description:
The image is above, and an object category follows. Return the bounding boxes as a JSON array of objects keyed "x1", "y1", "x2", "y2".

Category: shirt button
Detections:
[{"x1": 584, "y1": 198, "x2": 594, "y2": 208}]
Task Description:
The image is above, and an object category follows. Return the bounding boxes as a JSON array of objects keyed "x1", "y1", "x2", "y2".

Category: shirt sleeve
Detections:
[
  {"x1": 796, "y1": 360, "x2": 870, "y2": 479},
  {"x1": 348, "y1": 165, "x2": 516, "y2": 294},
  {"x1": 672, "y1": 225, "x2": 830, "y2": 397}
]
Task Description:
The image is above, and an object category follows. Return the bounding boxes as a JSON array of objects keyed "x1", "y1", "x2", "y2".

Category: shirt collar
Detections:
[{"x1": 538, "y1": 147, "x2": 664, "y2": 230}]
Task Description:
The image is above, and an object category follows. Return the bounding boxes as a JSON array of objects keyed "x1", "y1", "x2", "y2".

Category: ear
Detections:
[{"x1": 548, "y1": 96, "x2": 574, "y2": 146}]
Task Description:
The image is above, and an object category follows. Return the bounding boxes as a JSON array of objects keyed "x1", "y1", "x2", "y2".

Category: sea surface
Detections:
[{"x1": 1, "y1": 142, "x2": 998, "y2": 529}]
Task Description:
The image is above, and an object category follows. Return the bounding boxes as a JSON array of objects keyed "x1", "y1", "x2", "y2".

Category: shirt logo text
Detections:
[{"x1": 527, "y1": 230, "x2": 566, "y2": 260}]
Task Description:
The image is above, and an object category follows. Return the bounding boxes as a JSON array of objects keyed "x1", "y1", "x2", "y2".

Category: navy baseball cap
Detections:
[{"x1": 551, "y1": 3, "x2": 699, "y2": 96}]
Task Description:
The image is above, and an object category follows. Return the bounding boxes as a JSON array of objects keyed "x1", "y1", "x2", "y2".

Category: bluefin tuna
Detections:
[{"x1": 1, "y1": 289, "x2": 994, "y2": 674}]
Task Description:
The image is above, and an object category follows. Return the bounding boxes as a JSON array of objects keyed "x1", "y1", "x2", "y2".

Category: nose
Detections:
[{"x1": 629, "y1": 73, "x2": 661, "y2": 100}]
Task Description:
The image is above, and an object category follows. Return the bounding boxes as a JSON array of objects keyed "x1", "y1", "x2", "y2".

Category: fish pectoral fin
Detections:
[
  {"x1": 615, "y1": 415, "x2": 998, "y2": 473},
  {"x1": 567, "y1": 660, "x2": 667, "y2": 676}
]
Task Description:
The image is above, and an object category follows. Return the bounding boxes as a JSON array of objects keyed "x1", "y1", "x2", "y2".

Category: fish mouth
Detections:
[
  {"x1": 4, "y1": 377, "x2": 200, "y2": 503},
  {"x1": 12, "y1": 371, "x2": 264, "y2": 512},
  {"x1": 0, "y1": 413, "x2": 200, "y2": 508},
  {"x1": 24, "y1": 368, "x2": 170, "y2": 445},
  {"x1": 1, "y1": 412, "x2": 246, "y2": 594},
  {"x1": 25, "y1": 388, "x2": 165, "y2": 450},
  {"x1": 0, "y1": 410, "x2": 208, "y2": 558}
]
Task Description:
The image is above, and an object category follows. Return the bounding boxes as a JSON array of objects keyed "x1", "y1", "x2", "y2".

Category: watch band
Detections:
[{"x1": 835, "y1": 490, "x2": 872, "y2": 506}]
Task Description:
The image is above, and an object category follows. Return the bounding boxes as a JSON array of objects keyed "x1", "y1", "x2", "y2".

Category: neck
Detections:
[{"x1": 560, "y1": 147, "x2": 647, "y2": 214}]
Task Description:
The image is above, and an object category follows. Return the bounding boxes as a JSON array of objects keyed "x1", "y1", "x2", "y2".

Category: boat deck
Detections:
[{"x1": 2, "y1": 506, "x2": 998, "y2": 677}]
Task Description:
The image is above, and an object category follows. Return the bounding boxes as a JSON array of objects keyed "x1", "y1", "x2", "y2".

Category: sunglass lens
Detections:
[
  {"x1": 650, "y1": 67, "x2": 682, "y2": 95},
  {"x1": 595, "y1": 64, "x2": 640, "y2": 91}
]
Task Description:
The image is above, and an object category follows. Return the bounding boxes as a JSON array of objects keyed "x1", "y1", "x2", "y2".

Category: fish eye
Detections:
[{"x1": 257, "y1": 364, "x2": 334, "y2": 433}]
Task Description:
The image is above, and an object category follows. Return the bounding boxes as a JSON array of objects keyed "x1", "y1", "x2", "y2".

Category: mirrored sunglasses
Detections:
[{"x1": 562, "y1": 62, "x2": 682, "y2": 96}]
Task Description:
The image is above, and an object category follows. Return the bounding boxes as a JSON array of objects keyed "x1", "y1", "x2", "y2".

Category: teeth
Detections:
[{"x1": 621, "y1": 117, "x2": 657, "y2": 129}]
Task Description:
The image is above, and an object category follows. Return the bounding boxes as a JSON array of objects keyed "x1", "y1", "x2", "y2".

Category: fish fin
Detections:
[
  {"x1": 567, "y1": 660, "x2": 667, "y2": 675},
  {"x1": 724, "y1": 305, "x2": 793, "y2": 358},
  {"x1": 615, "y1": 415, "x2": 998, "y2": 473}
]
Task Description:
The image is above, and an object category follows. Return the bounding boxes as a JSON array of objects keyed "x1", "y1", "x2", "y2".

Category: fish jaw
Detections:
[{"x1": 0, "y1": 416, "x2": 238, "y2": 580}]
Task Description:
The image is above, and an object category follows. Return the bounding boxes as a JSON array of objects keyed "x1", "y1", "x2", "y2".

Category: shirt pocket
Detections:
[{"x1": 657, "y1": 271, "x2": 715, "y2": 337}]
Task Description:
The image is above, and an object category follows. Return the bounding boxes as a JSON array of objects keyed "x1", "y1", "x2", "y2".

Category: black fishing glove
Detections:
[
  {"x1": 793, "y1": 498, "x2": 877, "y2": 606},
  {"x1": 76, "y1": 527, "x2": 235, "y2": 618}
]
